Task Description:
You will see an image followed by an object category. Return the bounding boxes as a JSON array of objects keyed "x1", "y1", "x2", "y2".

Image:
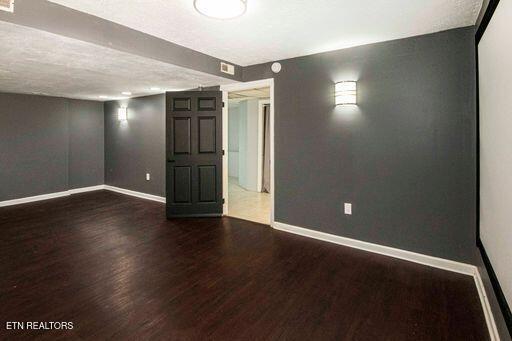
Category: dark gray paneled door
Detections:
[{"x1": 166, "y1": 91, "x2": 223, "y2": 218}]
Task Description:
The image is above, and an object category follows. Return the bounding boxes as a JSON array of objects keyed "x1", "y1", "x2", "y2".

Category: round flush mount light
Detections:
[{"x1": 194, "y1": 0, "x2": 247, "y2": 19}]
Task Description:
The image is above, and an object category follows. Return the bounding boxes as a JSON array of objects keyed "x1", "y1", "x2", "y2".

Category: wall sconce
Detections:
[
  {"x1": 335, "y1": 81, "x2": 357, "y2": 105},
  {"x1": 118, "y1": 107, "x2": 127, "y2": 121}
]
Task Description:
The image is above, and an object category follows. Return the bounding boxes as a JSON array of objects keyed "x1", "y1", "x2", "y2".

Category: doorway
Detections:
[{"x1": 221, "y1": 79, "x2": 274, "y2": 226}]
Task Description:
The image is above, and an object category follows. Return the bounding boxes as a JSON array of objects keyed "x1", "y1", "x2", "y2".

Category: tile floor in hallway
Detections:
[{"x1": 228, "y1": 177, "x2": 271, "y2": 225}]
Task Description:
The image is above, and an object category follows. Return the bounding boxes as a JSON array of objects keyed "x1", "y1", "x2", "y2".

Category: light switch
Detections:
[{"x1": 146, "y1": 173, "x2": 151, "y2": 181}]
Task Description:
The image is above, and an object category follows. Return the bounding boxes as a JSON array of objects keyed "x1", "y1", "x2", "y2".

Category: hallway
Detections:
[{"x1": 228, "y1": 177, "x2": 270, "y2": 225}]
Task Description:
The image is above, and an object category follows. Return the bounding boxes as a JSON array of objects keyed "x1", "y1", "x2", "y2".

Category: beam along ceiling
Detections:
[
  {"x1": 0, "y1": 21, "x2": 233, "y2": 101},
  {"x1": 49, "y1": 0, "x2": 483, "y2": 66}
]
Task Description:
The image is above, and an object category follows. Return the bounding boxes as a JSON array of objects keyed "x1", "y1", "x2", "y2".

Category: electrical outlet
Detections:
[
  {"x1": 344, "y1": 203, "x2": 352, "y2": 215},
  {"x1": 146, "y1": 173, "x2": 150, "y2": 181}
]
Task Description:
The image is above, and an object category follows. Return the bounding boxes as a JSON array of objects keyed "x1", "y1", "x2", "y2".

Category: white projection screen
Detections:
[{"x1": 479, "y1": 0, "x2": 512, "y2": 315}]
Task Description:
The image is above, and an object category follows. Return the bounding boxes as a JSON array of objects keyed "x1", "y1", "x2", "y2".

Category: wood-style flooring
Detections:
[{"x1": 0, "y1": 190, "x2": 489, "y2": 340}]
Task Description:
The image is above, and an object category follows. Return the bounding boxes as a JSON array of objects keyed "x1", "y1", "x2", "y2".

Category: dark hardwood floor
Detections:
[{"x1": 0, "y1": 191, "x2": 489, "y2": 340}]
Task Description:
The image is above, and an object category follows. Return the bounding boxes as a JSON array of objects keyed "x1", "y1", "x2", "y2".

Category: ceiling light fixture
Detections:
[
  {"x1": 150, "y1": 87, "x2": 161, "y2": 91},
  {"x1": 122, "y1": 91, "x2": 132, "y2": 96},
  {"x1": 194, "y1": 0, "x2": 247, "y2": 19}
]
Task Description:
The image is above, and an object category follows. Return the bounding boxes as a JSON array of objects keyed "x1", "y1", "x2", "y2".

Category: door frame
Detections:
[
  {"x1": 220, "y1": 78, "x2": 275, "y2": 226},
  {"x1": 257, "y1": 99, "x2": 270, "y2": 193}
]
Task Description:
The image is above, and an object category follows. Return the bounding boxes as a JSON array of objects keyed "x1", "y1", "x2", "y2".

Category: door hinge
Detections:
[
  {"x1": 222, "y1": 149, "x2": 225, "y2": 156},
  {"x1": 222, "y1": 102, "x2": 225, "y2": 108},
  {"x1": 222, "y1": 198, "x2": 225, "y2": 204}
]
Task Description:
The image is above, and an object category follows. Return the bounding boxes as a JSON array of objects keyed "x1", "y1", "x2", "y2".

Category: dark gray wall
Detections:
[
  {"x1": 69, "y1": 99, "x2": 104, "y2": 189},
  {"x1": 0, "y1": 93, "x2": 104, "y2": 201},
  {"x1": 104, "y1": 94, "x2": 166, "y2": 197},
  {"x1": 244, "y1": 27, "x2": 477, "y2": 263},
  {"x1": 0, "y1": 93, "x2": 69, "y2": 200}
]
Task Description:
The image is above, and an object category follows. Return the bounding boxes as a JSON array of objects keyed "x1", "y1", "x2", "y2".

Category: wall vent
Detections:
[
  {"x1": 0, "y1": 0, "x2": 14, "y2": 12},
  {"x1": 220, "y1": 62, "x2": 235, "y2": 75}
]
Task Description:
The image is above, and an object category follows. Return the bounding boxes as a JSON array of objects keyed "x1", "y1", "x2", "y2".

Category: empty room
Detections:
[{"x1": 1, "y1": 0, "x2": 511, "y2": 340}]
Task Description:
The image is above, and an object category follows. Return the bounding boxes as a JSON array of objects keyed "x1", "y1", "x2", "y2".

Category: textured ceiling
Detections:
[
  {"x1": 0, "y1": 21, "x2": 233, "y2": 101},
  {"x1": 49, "y1": 0, "x2": 483, "y2": 66}
]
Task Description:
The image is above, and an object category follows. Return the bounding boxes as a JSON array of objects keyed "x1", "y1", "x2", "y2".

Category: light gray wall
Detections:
[
  {"x1": 228, "y1": 103, "x2": 240, "y2": 177},
  {"x1": 238, "y1": 102, "x2": 248, "y2": 188},
  {"x1": 244, "y1": 27, "x2": 477, "y2": 263},
  {"x1": 0, "y1": 92, "x2": 104, "y2": 201},
  {"x1": 478, "y1": 0, "x2": 512, "y2": 318},
  {"x1": 477, "y1": 2, "x2": 512, "y2": 338},
  {"x1": 104, "y1": 94, "x2": 166, "y2": 197},
  {"x1": 237, "y1": 99, "x2": 260, "y2": 192}
]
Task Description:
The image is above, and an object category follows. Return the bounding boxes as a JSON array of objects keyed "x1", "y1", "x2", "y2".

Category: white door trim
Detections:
[
  {"x1": 221, "y1": 90, "x2": 230, "y2": 215},
  {"x1": 220, "y1": 78, "x2": 275, "y2": 226}
]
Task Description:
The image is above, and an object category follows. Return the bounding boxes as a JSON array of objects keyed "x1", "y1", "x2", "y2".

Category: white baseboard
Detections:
[
  {"x1": 0, "y1": 185, "x2": 106, "y2": 207},
  {"x1": 103, "y1": 185, "x2": 166, "y2": 203},
  {"x1": 0, "y1": 184, "x2": 165, "y2": 207},
  {"x1": 68, "y1": 185, "x2": 106, "y2": 194},
  {"x1": 273, "y1": 221, "x2": 500, "y2": 340},
  {"x1": 0, "y1": 190, "x2": 71, "y2": 207},
  {"x1": 474, "y1": 269, "x2": 500, "y2": 341},
  {"x1": 273, "y1": 221, "x2": 475, "y2": 275}
]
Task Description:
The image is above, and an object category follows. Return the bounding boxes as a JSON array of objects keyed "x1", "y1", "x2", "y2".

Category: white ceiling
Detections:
[
  {"x1": 49, "y1": 0, "x2": 483, "y2": 66},
  {"x1": 0, "y1": 21, "x2": 232, "y2": 101}
]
